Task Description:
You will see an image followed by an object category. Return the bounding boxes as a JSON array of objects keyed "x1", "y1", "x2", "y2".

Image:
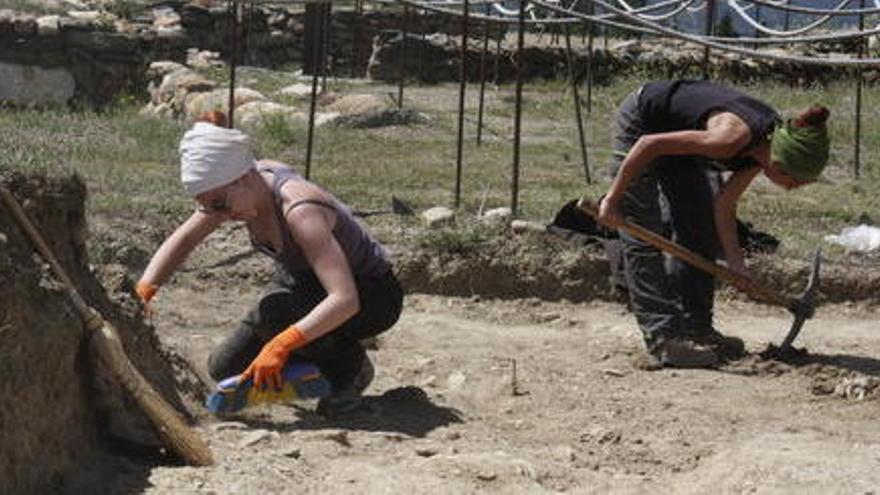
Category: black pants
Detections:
[
  {"x1": 208, "y1": 266, "x2": 403, "y2": 389},
  {"x1": 611, "y1": 90, "x2": 719, "y2": 348}
]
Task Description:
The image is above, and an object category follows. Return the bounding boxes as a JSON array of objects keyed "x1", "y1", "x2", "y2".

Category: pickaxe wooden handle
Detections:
[{"x1": 577, "y1": 197, "x2": 796, "y2": 310}]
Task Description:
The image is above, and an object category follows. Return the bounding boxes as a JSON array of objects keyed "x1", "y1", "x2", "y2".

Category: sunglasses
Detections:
[{"x1": 197, "y1": 195, "x2": 230, "y2": 214}]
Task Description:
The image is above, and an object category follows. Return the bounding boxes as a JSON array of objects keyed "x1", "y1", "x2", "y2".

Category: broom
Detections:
[{"x1": 0, "y1": 185, "x2": 213, "y2": 466}]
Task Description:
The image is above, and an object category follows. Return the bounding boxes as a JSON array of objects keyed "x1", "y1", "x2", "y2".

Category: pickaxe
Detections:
[{"x1": 577, "y1": 197, "x2": 821, "y2": 353}]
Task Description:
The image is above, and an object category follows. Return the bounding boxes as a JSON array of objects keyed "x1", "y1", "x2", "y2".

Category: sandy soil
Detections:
[{"x1": 132, "y1": 250, "x2": 880, "y2": 494}]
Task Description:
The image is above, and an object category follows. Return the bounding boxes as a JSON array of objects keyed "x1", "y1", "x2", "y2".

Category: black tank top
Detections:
[{"x1": 638, "y1": 80, "x2": 779, "y2": 171}]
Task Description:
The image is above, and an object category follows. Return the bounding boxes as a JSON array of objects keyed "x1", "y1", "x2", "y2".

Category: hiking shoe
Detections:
[
  {"x1": 687, "y1": 329, "x2": 745, "y2": 361},
  {"x1": 641, "y1": 337, "x2": 719, "y2": 369},
  {"x1": 316, "y1": 356, "x2": 374, "y2": 418}
]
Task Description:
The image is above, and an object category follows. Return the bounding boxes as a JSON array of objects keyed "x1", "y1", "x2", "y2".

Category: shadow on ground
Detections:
[{"x1": 242, "y1": 386, "x2": 464, "y2": 438}]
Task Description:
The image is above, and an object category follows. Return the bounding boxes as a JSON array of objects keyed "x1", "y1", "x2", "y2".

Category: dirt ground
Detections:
[{"x1": 102, "y1": 226, "x2": 880, "y2": 494}]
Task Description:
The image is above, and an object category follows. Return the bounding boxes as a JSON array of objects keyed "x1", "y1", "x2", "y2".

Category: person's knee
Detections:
[{"x1": 207, "y1": 348, "x2": 243, "y2": 382}]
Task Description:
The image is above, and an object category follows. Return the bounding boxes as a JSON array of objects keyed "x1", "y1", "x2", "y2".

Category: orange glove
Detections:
[
  {"x1": 135, "y1": 281, "x2": 159, "y2": 316},
  {"x1": 242, "y1": 326, "x2": 308, "y2": 391}
]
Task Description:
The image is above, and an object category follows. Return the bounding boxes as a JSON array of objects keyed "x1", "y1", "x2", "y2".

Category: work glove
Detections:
[
  {"x1": 242, "y1": 325, "x2": 308, "y2": 391},
  {"x1": 135, "y1": 280, "x2": 159, "y2": 317}
]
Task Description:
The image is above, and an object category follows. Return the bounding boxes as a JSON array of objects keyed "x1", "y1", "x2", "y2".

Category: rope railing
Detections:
[
  {"x1": 727, "y1": 0, "x2": 851, "y2": 37},
  {"x1": 534, "y1": 0, "x2": 880, "y2": 66}
]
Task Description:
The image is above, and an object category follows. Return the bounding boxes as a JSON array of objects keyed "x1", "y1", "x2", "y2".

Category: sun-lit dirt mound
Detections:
[{"x1": 0, "y1": 172, "x2": 205, "y2": 494}]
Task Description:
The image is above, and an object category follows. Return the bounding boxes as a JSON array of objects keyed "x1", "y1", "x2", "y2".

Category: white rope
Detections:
[
  {"x1": 727, "y1": 0, "x2": 851, "y2": 37},
  {"x1": 396, "y1": 0, "x2": 880, "y2": 47},
  {"x1": 614, "y1": 0, "x2": 697, "y2": 21},
  {"x1": 534, "y1": 0, "x2": 880, "y2": 66},
  {"x1": 745, "y1": 0, "x2": 880, "y2": 16}
]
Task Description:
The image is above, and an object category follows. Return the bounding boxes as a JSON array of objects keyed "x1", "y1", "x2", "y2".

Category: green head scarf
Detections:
[{"x1": 770, "y1": 120, "x2": 830, "y2": 181}]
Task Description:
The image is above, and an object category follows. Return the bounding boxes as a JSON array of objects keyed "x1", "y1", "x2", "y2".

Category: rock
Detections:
[
  {"x1": 510, "y1": 220, "x2": 546, "y2": 234},
  {"x1": 476, "y1": 471, "x2": 497, "y2": 481},
  {"x1": 146, "y1": 61, "x2": 187, "y2": 82},
  {"x1": 446, "y1": 371, "x2": 466, "y2": 391},
  {"x1": 421, "y1": 206, "x2": 455, "y2": 228},
  {"x1": 155, "y1": 68, "x2": 215, "y2": 110},
  {"x1": 238, "y1": 429, "x2": 279, "y2": 448},
  {"x1": 211, "y1": 421, "x2": 248, "y2": 432},
  {"x1": 235, "y1": 101, "x2": 303, "y2": 129},
  {"x1": 185, "y1": 87, "x2": 266, "y2": 121},
  {"x1": 276, "y1": 83, "x2": 317, "y2": 99},
  {"x1": 323, "y1": 430, "x2": 351, "y2": 447},
  {"x1": 36, "y1": 15, "x2": 59, "y2": 36},
  {"x1": 66, "y1": 10, "x2": 101, "y2": 23},
  {"x1": 333, "y1": 108, "x2": 429, "y2": 129},
  {"x1": 0, "y1": 62, "x2": 75, "y2": 106},
  {"x1": 152, "y1": 7, "x2": 181, "y2": 30},
  {"x1": 186, "y1": 48, "x2": 223, "y2": 69},
  {"x1": 481, "y1": 207, "x2": 512, "y2": 222},
  {"x1": 181, "y1": 3, "x2": 212, "y2": 29},
  {"x1": 324, "y1": 93, "x2": 390, "y2": 115},
  {"x1": 13, "y1": 14, "x2": 37, "y2": 36},
  {"x1": 281, "y1": 446, "x2": 302, "y2": 459},
  {"x1": 416, "y1": 446, "x2": 440, "y2": 457}
]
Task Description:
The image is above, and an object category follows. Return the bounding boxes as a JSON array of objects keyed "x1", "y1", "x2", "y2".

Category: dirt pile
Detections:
[{"x1": 0, "y1": 172, "x2": 203, "y2": 494}]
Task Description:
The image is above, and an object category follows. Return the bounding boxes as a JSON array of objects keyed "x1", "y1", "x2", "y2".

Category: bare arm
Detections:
[
  {"x1": 139, "y1": 211, "x2": 223, "y2": 287},
  {"x1": 599, "y1": 113, "x2": 752, "y2": 227},
  {"x1": 713, "y1": 166, "x2": 761, "y2": 275},
  {"x1": 284, "y1": 204, "x2": 360, "y2": 342}
]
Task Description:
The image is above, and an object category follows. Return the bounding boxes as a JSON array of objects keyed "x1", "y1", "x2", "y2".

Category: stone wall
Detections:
[{"x1": 0, "y1": 5, "x2": 870, "y2": 106}]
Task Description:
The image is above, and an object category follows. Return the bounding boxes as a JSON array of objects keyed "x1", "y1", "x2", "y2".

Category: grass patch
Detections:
[{"x1": 2, "y1": 72, "x2": 879, "y2": 265}]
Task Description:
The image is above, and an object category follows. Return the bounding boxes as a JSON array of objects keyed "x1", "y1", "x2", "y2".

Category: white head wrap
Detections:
[{"x1": 179, "y1": 122, "x2": 256, "y2": 197}]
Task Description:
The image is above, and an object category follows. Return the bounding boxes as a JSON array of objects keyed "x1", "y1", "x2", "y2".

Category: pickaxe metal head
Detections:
[{"x1": 778, "y1": 248, "x2": 822, "y2": 352}]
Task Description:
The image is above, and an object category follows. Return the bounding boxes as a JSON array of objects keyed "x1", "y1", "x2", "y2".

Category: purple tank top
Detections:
[{"x1": 253, "y1": 163, "x2": 391, "y2": 277}]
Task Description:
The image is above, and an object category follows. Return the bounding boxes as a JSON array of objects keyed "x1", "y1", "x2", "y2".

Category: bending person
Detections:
[
  {"x1": 137, "y1": 112, "x2": 403, "y2": 416},
  {"x1": 598, "y1": 80, "x2": 830, "y2": 369}
]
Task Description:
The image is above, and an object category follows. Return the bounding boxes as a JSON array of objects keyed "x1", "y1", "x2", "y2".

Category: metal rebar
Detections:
[
  {"x1": 454, "y1": 0, "x2": 469, "y2": 208},
  {"x1": 477, "y1": 22, "x2": 489, "y2": 146},
  {"x1": 398, "y1": 5, "x2": 408, "y2": 108},
  {"x1": 494, "y1": 26, "x2": 502, "y2": 85},
  {"x1": 585, "y1": 4, "x2": 594, "y2": 114},
  {"x1": 321, "y1": 1, "x2": 331, "y2": 92},
  {"x1": 227, "y1": 1, "x2": 239, "y2": 128},
  {"x1": 419, "y1": 9, "x2": 426, "y2": 83},
  {"x1": 355, "y1": 0, "x2": 365, "y2": 77},
  {"x1": 855, "y1": 0, "x2": 865, "y2": 178},
  {"x1": 511, "y1": 0, "x2": 526, "y2": 217},
  {"x1": 702, "y1": 0, "x2": 715, "y2": 79},
  {"x1": 564, "y1": 24, "x2": 590, "y2": 184},
  {"x1": 305, "y1": 2, "x2": 325, "y2": 180}
]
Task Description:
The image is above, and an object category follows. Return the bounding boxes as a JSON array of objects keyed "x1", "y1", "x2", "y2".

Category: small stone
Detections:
[
  {"x1": 421, "y1": 206, "x2": 455, "y2": 228},
  {"x1": 476, "y1": 471, "x2": 497, "y2": 481},
  {"x1": 211, "y1": 421, "x2": 248, "y2": 432},
  {"x1": 446, "y1": 371, "x2": 466, "y2": 391},
  {"x1": 238, "y1": 430, "x2": 279, "y2": 448},
  {"x1": 282, "y1": 446, "x2": 302, "y2": 459},
  {"x1": 445, "y1": 431, "x2": 462, "y2": 441},
  {"x1": 481, "y1": 207, "x2": 512, "y2": 222},
  {"x1": 510, "y1": 220, "x2": 546, "y2": 234},
  {"x1": 324, "y1": 430, "x2": 351, "y2": 447},
  {"x1": 415, "y1": 446, "x2": 439, "y2": 457},
  {"x1": 602, "y1": 368, "x2": 625, "y2": 377},
  {"x1": 553, "y1": 445, "x2": 577, "y2": 462}
]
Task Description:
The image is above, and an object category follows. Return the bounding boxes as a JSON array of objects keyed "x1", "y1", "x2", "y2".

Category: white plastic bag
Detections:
[{"x1": 824, "y1": 224, "x2": 880, "y2": 252}]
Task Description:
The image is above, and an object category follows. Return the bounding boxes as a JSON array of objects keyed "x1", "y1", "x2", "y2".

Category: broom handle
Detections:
[{"x1": 0, "y1": 185, "x2": 213, "y2": 466}]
